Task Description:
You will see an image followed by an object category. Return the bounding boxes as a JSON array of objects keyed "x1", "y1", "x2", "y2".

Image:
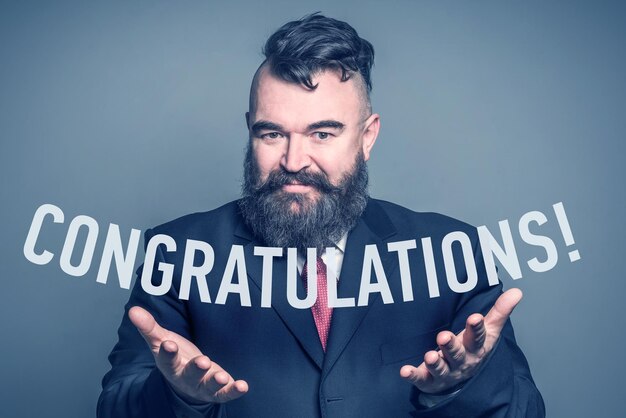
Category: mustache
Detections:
[{"x1": 258, "y1": 168, "x2": 341, "y2": 194}]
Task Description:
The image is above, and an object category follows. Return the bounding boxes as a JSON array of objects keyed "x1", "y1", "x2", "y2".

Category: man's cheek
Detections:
[{"x1": 254, "y1": 147, "x2": 281, "y2": 171}]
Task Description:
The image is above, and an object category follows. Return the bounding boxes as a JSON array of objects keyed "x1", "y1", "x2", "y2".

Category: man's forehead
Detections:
[{"x1": 249, "y1": 64, "x2": 365, "y2": 126}]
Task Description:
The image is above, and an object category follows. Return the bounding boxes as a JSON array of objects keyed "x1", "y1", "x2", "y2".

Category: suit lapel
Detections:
[
  {"x1": 235, "y1": 222, "x2": 325, "y2": 369},
  {"x1": 322, "y1": 199, "x2": 397, "y2": 377}
]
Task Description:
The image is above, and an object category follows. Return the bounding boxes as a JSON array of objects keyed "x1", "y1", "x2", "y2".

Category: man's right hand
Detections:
[{"x1": 129, "y1": 306, "x2": 249, "y2": 405}]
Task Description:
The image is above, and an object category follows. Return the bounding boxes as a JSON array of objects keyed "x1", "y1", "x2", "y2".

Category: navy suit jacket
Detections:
[{"x1": 98, "y1": 198, "x2": 545, "y2": 417}]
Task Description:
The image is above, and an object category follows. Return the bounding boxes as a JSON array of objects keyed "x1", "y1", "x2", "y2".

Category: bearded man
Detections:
[{"x1": 98, "y1": 14, "x2": 544, "y2": 418}]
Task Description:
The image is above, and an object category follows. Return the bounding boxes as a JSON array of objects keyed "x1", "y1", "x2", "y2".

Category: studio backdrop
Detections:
[{"x1": 1, "y1": 1, "x2": 624, "y2": 417}]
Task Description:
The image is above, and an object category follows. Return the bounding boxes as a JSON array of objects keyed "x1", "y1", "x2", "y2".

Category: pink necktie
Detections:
[{"x1": 302, "y1": 256, "x2": 333, "y2": 351}]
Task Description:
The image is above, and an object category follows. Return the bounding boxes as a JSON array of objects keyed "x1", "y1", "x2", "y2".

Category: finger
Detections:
[
  {"x1": 437, "y1": 331, "x2": 466, "y2": 368},
  {"x1": 424, "y1": 350, "x2": 449, "y2": 379},
  {"x1": 400, "y1": 364, "x2": 432, "y2": 386},
  {"x1": 156, "y1": 340, "x2": 183, "y2": 376},
  {"x1": 181, "y1": 357, "x2": 249, "y2": 403},
  {"x1": 204, "y1": 370, "x2": 232, "y2": 395},
  {"x1": 213, "y1": 379, "x2": 249, "y2": 403},
  {"x1": 128, "y1": 306, "x2": 167, "y2": 350},
  {"x1": 463, "y1": 314, "x2": 486, "y2": 353},
  {"x1": 181, "y1": 355, "x2": 212, "y2": 384},
  {"x1": 484, "y1": 288, "x2": 523, "y2": 333}
]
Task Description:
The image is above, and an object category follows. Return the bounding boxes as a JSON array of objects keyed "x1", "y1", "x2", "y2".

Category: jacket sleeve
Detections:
[
  {"x1": 96, "y1": 228, "x2": 221, "y2": 418},
  {"x1": 409, "y1": 234, "x2": 545, "y2": 418}
]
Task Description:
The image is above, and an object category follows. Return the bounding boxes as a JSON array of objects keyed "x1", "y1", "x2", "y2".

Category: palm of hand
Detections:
[
  {"x1": 129, "y1": 306, "x2": 248, "y2": 404},
  {"x1": 400, "y1": 288, "x2": 522, "y2": 395}
]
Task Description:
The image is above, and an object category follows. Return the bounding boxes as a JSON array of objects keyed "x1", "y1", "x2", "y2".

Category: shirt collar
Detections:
[{"x1": 335, "y1": 232, "x2": 348, "y2": 254}]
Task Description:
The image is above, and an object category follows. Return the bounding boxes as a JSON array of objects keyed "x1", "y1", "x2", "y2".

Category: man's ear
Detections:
[
  {"x1": 361, "y1": 113, "x2": 380, "y2": 161},
  {"x1": 245, "y1": 111, "x2": 250, "y2": 130}
]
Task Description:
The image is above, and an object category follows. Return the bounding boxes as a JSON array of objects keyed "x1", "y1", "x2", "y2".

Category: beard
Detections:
[{"x1": 238, "y1": 145, "x2": 369, "y2": 251}]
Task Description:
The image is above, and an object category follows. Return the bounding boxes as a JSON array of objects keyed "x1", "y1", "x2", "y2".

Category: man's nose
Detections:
[{"x1": 281, "y1": 136, "x2": 311, "y2": 173}]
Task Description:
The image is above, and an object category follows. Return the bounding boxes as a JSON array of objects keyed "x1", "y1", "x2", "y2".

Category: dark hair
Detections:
[{"x1": 262, "y1": 13, "x2": 375, "y2": 94}]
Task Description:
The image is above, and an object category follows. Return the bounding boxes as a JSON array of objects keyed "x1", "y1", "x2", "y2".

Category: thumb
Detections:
[
  {"x1": 484, "y1": 288, "x2": 523, "y2": 333},
  {"x1": 129, "y1": 306, "x2": 166, "y2": 350}
]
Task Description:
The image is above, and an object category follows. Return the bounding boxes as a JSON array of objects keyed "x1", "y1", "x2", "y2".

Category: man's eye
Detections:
[
  {"x1": 314, "y1": 132, "x2": 331, "y2": 140},
  {"x1": 261, "y1": 132, "x2": 282, "y2": 140}
]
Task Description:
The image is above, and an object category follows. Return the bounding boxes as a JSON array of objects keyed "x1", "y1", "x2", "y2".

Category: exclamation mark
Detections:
[{"x1": 553, "y1": 202, "x2": 580, "y2": 262}]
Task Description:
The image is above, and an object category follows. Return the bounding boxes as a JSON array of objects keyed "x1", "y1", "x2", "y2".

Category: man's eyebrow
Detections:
[
  {"x1": 250, "y1": 119, "x2": 346, "y2": 134},
  {"x1": 250, "y1": 120, "x2": 284, "y2": 134},
  {"x1": 307, "y1": 120, "x2": 345, "y2": 131}
]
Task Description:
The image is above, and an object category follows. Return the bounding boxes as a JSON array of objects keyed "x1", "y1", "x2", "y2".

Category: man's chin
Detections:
[
  {"x1": 287, "y1": 200, "x2": 304, "y2": 213},
  {"x1": 284, "y1": 192, "x2": 320, "y2": 213}
]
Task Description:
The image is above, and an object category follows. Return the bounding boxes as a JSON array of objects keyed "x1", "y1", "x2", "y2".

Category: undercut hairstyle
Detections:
[{"x1": 261, "y1": 13, "x2": 375, "y2": 105}]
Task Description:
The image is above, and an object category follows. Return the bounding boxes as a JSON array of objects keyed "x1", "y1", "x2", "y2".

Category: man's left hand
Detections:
[{"x1": 400, "y1": 288, "x2": 523, "y2": 394}]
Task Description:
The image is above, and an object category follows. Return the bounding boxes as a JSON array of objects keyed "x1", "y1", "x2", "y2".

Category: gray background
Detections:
[{"x1": 1, "y1": 1, "x2": 624, "y2": 417}]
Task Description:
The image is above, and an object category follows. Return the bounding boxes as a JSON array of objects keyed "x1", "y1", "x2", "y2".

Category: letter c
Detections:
[{"x1": 23, "y1": 203, "x2": 65, "y2": 265}]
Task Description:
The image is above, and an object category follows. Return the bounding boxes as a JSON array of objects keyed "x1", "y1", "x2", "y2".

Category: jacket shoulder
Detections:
[{"x1": 369, "y1": 198, "x2": 477, "y2": 238}]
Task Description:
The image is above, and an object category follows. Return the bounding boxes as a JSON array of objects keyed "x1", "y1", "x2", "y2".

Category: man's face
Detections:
[
  {"x1": 240, "y1": 65, "x2": 380, "y2": 249},
  {"x1": 246, "y1": 65, "x2": 379, "y2": 210}
]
